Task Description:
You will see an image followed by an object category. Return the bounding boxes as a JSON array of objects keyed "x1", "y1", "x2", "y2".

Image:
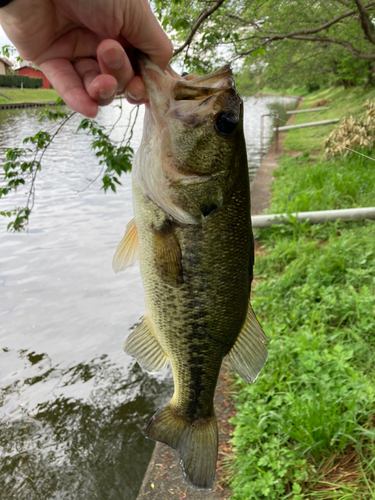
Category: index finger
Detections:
[{"x1": 39, "y1": 58, "x2": 98, "y2": 117}]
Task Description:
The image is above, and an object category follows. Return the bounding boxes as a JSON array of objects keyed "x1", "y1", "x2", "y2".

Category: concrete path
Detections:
[{"x1": 137, "y1": 364, "x2": 235, "y2": 500}]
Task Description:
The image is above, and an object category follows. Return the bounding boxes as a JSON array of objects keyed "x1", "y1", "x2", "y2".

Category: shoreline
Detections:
[
  {"x1": 0, "y1": 88, "x2": 60, "y2": 109},
  {"x1": 253, "y1": 91, "x2": 303, "y2": 101},
  {"x1": 0, "y1": 100, "x2": 60, "y2": 110}
]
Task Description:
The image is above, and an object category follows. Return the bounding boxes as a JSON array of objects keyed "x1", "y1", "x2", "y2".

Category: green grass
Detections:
[
  {"x1": 271, "y1": 152, "x2": 375, "y2": 212},
  {"x1": 0, "y1": 88, "x2": 59, "y2": 103},
  {"x1": 228, "y1": 148, "x2": 375, "y2": 498},
  {"x1": 283, "y1": 86, "x2": 375, "y2": 152}
]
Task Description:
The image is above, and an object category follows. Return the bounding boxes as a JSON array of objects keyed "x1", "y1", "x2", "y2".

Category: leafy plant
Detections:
[
  {"x1": 0, "y1": 99, "x2": 138, "y2": 231},
  {"x1": 1, "y1": 44, "x2": 22, "y2": 63},
  {"x1": 77, "y1": 118, "x2": 133, "y2": 194}
]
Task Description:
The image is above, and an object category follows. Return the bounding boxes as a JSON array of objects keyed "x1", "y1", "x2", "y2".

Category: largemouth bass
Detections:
[{"x1": 113, "y1": 57, "x2": 268, "y2": 490}]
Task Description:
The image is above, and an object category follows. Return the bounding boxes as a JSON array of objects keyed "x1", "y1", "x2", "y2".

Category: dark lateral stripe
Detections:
[{"x1": 0, "y1": 0, "x2": 13, "y2": 7}]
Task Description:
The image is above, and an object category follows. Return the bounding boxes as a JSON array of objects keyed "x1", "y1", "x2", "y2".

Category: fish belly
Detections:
[{"x1": 134, "y1": 175, "x2": 251, "y2": 411}]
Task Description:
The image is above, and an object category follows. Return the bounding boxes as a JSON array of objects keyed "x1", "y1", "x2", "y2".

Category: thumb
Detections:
[{"x1": 121, "y1": 0, "x2": 173, "y2": 70}]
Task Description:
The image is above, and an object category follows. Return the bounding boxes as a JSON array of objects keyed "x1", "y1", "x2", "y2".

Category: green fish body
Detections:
[{"x1": 113, "y1": 58, "x2": 267, "y2": 489}]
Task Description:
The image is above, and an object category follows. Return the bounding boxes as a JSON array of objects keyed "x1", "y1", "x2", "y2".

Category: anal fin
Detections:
[
  {"x1": 226, "y1": 303, "x2": 268, "y2": 383},
  {"x1": 125, "y1": 316, "x2": 168, "y2": 373},
  {"x1": 112, "y1": 218, "x2": 139, "y2": 274}
]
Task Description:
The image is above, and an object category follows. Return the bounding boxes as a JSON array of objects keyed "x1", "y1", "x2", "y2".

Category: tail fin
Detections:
[{"x1": 145, "y1": 403, "x2": 218, "y2": 490}]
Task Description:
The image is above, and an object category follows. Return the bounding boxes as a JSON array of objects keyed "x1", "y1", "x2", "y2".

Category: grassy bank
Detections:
[
  {"x1": 0, "y1": 88, "x2": 59, "y2": 104},
  {"x1": 228, "y1": 93, "x2": 375, "y2": 498},
  {"x1": 282, "y1": 86, "x2": 375, "y2": 153}
]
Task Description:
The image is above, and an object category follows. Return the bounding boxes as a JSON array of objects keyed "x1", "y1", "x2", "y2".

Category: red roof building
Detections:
[{"x1": 15, "y1": 61, "x2": 51, "y2": 89}]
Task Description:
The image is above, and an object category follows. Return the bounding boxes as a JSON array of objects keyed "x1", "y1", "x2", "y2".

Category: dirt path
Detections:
[
  {"x1": 136, "y1": 99, "x2": 303, "y2": 500},
  {"x1": 136, "y1": 363, "x2": 236, "y2": 500}
]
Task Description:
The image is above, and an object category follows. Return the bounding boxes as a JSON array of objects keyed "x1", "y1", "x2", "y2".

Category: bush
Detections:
[
  {"x1": 306, "y1": 82, "x2": 320, "y2": 93},
  {"x1": 325, "y1": 100, "x2": 375, "y2": 157},
  {"x1": 0, "y1": 74, "x2": 43, "y2": 89}
]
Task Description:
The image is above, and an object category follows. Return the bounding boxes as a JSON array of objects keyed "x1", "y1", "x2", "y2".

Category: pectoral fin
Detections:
[
  {"x1": 112, "y1": 219, "x2": 139, "y2": 274},
  {"x1": 226, "y1": 303, "x2": 268, "y2": 383},
  {"x1": 124, "y1": 316, "x2": 168, "y2": 373},
  {"x1": 152, "y1": 220, "x2": 183, "y2": 287}
]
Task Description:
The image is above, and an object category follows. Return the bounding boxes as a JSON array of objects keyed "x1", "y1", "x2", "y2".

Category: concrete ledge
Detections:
[{"x1": 0, "y1": 101, "x2": 62, "y2": 110}]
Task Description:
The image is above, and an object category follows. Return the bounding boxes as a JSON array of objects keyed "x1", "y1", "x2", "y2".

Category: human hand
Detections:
[{"x1": 0, "y1": 0, "x2": 173, "y2": 117}]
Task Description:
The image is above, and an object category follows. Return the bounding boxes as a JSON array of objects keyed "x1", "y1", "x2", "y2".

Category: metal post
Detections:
[
  {"x1": 260, "y1": 113, "x2": 278, "y2": 159},
  {"x1": 275, "y1": 114, "x2": 279, "y2": 153},
  {"x1": 260, "y1": 115, "x2": 264, "y2": 158},
  {"x1": 274, "y1": 119, "x2": 340, "y2": 132},
  {"x1": 251, "y1": 207, "x2": 375, "y2": 228}
]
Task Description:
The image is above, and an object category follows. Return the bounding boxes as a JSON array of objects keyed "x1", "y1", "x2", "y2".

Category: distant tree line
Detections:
[
  {"x1": 0, "y1": 74, "x2": 43, "y2": 89},
  {"x1": 154, "y1": 0, "x2": 375, "y2": 91}
]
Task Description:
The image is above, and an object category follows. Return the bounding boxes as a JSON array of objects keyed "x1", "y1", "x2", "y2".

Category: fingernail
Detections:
[
  {"x1": 99, "y1": 88, "x2": 116, "y2": 100},
  {"x1": 127, "y1": 91, "x2": 142, "y2": 102},
  {"x1": 101, "y1": 48, "x2": 123, "y2": 69}
]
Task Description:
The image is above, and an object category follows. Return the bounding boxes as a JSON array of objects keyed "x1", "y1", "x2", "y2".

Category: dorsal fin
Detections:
[
  {"x1": 226, "y1": 303, "x2": 268, "y2": 383},
  {"x1": 112, "y1": 218, "x2": 139, "y2": 274}
]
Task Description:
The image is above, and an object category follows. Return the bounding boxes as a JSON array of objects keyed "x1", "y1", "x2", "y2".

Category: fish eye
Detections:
[{"x1": 215, "y1": 112, "x2": 238, "y2": 136}]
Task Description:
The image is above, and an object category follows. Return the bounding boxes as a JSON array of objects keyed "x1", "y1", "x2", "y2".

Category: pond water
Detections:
[{"x1": 0, "y1": 94, "x2": 297, "y2": 500}]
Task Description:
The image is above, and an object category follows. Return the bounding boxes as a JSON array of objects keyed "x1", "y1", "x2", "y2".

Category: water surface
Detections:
[{"x1": 0, "y1": 95, "x2": 297, "y2": 499}]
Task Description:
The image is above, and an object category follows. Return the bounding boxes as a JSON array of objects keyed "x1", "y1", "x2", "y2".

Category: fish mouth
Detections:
[
  {"x1": 138, "y1": 55, "x2": 240, "y2": 179},
  {"x1": 138, "y1": 55, "x2": 236, "y2": 118},
  {"x1": 133, "y1": 56, "x2": 241, "y2": 225}
]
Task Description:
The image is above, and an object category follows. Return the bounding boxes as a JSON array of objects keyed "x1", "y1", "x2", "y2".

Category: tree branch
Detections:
[
  {"x1": 236, "y1": 2, "x2": 375, "y2": 44},
  {"x1": 236, "y1": 33, "x2": 375, "y2": 60},
  {"x1": 173, "y1": 0, "x2": 227, "y2": 56},
  {"x1": 334, "y1": 0, "x2": 352, "y2": 7},
  {"x1": 354, "y1": 0, "x2": 375, "y2": 44},
  {"x1": 234, "y1": 2, "x2": 375, "y2": 60},
  {"x1": 225, "y1": 13, "x2": 262, "y2": 29},
  {"x1": 263, "y1": 2, "x2": 375, "y2": 41},
  {"x1": 287, "y1": 35, "x2": 375, "y2": 59}
]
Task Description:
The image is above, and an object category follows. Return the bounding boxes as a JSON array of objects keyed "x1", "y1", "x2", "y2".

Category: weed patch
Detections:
[
  {"x1": 270, "y1": 152, "x2": 375, "y2": 213},
  {"x1": 229, "y1": 147, "x2": 375, "y2": 498}
]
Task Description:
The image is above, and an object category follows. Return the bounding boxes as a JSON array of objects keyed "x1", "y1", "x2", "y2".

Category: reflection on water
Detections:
[
  {"x1": 0, "y1": 95, "x2": 297, "y2": 499},
  {"x1": 0, "y1": 348, "x2": 171, "y2": 499},
  {"x1": 244, "y1": 94, "x2": 298, "y2": 178}
]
